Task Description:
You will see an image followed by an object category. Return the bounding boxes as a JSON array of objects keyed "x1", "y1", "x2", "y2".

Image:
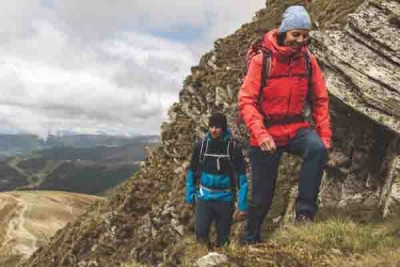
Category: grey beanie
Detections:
[{"x1": 278, "y1": 6, "x2": 311, "y2": 33}]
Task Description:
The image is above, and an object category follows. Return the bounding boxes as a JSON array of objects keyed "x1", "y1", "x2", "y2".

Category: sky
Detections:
[{"x1": 0, "y1": 0, "x2": 266, "y2": 137}]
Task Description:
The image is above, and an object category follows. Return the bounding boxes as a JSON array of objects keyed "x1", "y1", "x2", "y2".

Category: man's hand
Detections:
[
  {"x1": 260, "y1": 136, "x2": 276, "y2": 153},
  {"x1": 234, "y1": 210, "x2": 247, "y2": 221},
  {"x1": 185, "y1": 195, "x2": 196, "y2": 206}
]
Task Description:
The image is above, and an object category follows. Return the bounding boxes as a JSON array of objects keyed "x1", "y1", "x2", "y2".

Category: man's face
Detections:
[
  {"x1": 209, "y1": 126, "x2": 224, "y2": 139},
  {"x1": 283, "y1": 29, "x2": 310, "y2": 52}
]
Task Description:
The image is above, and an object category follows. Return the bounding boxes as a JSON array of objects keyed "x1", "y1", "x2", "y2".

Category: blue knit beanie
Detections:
[{"x1": 278, "y1": 6, "x2": 311, "y2": 33}]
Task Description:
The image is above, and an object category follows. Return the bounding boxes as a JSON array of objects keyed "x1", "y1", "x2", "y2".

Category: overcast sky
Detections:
[{"x1": 0, "y1": 0, "x2": 266, "y2": 137}]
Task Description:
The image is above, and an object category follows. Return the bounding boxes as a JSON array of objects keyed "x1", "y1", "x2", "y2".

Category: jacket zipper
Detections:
[
  {"x1": 287, "y1": 57, "x2": 293, "y2": 118},
  {"x1": 285, "y1": 57, "x2": 293, "y2": 139}
]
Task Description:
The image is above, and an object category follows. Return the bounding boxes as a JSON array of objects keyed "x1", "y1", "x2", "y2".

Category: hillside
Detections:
[
  {"x1": 0, "y1": 142, "x2": 156, "y2": 195},
  {"x1": 0, "y1": 191, "x2": 103, "y2": 267},
  {"x1": 24, "y1": 0, "x2": 400, "y2": 266}
]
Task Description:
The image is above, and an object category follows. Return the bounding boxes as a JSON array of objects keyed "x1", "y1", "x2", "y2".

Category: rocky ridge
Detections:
[{"x1": 25, "y1": 0, "x2": 399, "y2": 266}]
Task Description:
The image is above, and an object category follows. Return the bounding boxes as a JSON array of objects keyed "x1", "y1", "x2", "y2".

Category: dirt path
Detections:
[
  {"x1": 1, "y1": 193, "x2": 38, "y2": 257},
  {"x1": 0, "y1": 191, "x2": 103, "y2": 264}
]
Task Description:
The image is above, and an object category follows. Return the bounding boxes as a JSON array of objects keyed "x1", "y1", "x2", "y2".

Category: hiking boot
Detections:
[
  {"x1": 239, "y1": 239, "x2": 262, "y2": 246},
  {"x1": 295, "y1": 211, "x2": 314, "y2": 224},
  {"x1": 239, "y1": 235, "x2": 263, "y2": 246}
]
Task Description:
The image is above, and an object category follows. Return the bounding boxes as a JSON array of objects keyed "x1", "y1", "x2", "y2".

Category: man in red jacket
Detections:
[{"x1": 239, "y1": 5, "x2": 331, "y2": 244}]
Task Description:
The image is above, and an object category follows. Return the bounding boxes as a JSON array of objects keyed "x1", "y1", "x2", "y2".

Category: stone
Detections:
[
  {"x1": 382, "y1": 155, "x2": 400, "y2": 217},
  {"x1": 195, "y1": 252, "x2": 229, "y2": 267}
]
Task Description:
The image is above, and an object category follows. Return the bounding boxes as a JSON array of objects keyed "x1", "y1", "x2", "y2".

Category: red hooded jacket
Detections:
[{"x1": 238, "y1": 29, "x2": 331, "y2": 148}]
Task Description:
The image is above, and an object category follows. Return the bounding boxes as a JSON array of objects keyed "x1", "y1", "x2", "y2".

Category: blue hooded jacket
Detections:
[{"x1": 185, "y1": 129, "x2": 248, "y2": 211}]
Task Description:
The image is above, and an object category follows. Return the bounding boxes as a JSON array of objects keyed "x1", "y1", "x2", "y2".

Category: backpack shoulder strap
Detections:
[
  {"x1": 226, "y1": 139, "x2": 237, "y2": 191},
  {"x1": 226, "y1": 139, "x2": 236, "y2": 162},
  {"x1": 257, "y1": 48, "x2": 272, "y2": 103},
  {"x1": 255, "y1": 48, "x2": 273, "y2": 126},
  {"x1": 195, "y1": 139, "x2": 208, "y2": 187},
  {"x1": 301, "y1": 49, "x2": 315, "y2": 122},
  {"x1": 304, "y1": 49, "x2": 313, "y2": 102},
  {"x1": 198, "y1": 139, "x2": 208, "y2": 163},
  {"x1": 304, "y1": 49, "x2": 312, "y2": 76}
]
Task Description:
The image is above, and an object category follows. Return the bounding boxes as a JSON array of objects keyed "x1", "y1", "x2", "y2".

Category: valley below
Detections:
[{"x1": 0, "y1": 191, "x2": 103, "y2": 266}]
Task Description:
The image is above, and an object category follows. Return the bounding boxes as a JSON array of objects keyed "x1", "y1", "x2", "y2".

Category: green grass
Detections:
[
  {"x1": 0, "y1": 255, "x2": 23, "y2": 267},
  {"x1": 120, "y1": 263, "x2": 144, "y2": 267},
  {"x1": 169, "y1": 217, "x2": 400, "y2": 267},
  {"x1": 273, "y1": 218, "x2": 400, "y2": 257}
]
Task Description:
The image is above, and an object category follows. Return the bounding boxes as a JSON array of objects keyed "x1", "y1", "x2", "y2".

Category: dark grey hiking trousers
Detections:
[
  {"x1": 242, "y1": 128, "x2": 327, "y2": 242},
  {"x1": 195, "y1": 198, "x2": 234, "y2": 247}
]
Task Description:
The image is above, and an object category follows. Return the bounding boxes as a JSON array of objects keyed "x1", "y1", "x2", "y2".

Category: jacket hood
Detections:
[
  {"x1": 262, "y1": 28, "x2": 307, "y2": 58},
  {"x1": 205, "y1": 128, "x2": 232, "y2": 141}
]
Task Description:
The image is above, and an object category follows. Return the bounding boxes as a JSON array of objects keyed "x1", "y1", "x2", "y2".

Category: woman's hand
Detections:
[
  {"x1": 260, "y1": 136, "x2": 276, "y2": 153},
  {"x1": 322, "y1": 139, "x2": 331, "y2": 150}
]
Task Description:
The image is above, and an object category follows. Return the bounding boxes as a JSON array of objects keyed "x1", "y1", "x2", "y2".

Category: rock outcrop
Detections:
[
  {"x1": 311, "y1": 0, "x2": 400, "y2": 218},
  {"x1": 24, "y1": 0, "x2": 400, "y2": 266}
]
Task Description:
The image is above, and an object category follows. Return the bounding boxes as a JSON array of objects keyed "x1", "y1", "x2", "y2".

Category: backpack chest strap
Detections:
[
  {"x1": 203, "y1": 153, "x2": 230, "y2": 171},
  {"x1": 199, "y1": 139, "x2": 233, "y2": 171},
  {"x1": 200, "y1": 184, "x2": 232, "y2": 193}
]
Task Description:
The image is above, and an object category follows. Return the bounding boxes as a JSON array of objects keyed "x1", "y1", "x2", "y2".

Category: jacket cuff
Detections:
[
  {"x1": 238, "y1": 174, "x2": 248, "y2": 211},
  {"x1": 185, "y1": 194, "x2": 195, "y2": 204},
  {"x1": 257, "y1": 133, "x2": 272, "y2": 147},
  {"x1": 238, "y1": 202, "x2": 248, "y2": 212}
]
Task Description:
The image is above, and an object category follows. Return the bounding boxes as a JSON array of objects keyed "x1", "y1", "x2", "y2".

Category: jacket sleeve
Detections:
[
  {"x1": 310, "y1": 55, "x2": 332, "y2": 148},
  {"x1": 185, "y1": 141, "x2": 200, "y2": 204},
  {"x1": 238, "y1": 53, "x2": 271, "y2": 146},
  {"x1": 232, "y1": 142, "x2": 248, "y2": 211}
]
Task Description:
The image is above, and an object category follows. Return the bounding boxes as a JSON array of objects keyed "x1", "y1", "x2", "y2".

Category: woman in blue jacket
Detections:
[{"x1": 186, "y1": 112, "x2": 248, "y2": 247}]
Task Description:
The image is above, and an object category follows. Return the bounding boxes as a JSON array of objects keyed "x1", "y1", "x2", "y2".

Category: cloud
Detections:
[
  {"x1": 0, "y1": 26, "x2": 195, "y2": 136},
  {"x1": 0, "y1": 0, "x2": 266, "y2": 137}
]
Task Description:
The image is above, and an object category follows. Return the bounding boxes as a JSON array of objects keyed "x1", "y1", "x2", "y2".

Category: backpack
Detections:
[
  {"x1": 241, "y1": 38, "x2": 313, "y2": 127},
  {"x1": 195, "y1": 139, "x2": 237, "y2": 193}
]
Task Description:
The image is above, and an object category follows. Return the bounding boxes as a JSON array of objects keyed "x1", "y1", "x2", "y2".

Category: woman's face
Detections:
[{"x1": 283, "y1": 29, "x2": 310, "y2": 52}]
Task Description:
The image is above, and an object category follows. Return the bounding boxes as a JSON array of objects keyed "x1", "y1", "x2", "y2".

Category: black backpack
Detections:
[{"x1": 195, "y1": 139, "x2": 237, "y2": 192}]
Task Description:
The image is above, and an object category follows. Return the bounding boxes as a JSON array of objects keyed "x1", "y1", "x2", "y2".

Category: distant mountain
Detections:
[
  {"x1": 31, "y1": 160, "x2": 139, "y2": 195},
  {"x1": 0, "y1": 134, "x2": 160, "y2": 157},
  {"x1": 0, "y1": 136, "x2": 158, "y2": 195},
  {"x1": 44, "y1": 134, "x2": 160, "y2": 149},
  {"x1": 0, "y1": 162, "x2": 28, "y2": 191},
  {"x1": 34, "y1": 143, "x2": 148, "y2": 162},
  {"x1": 0, "y1": 191, "x2": 102, "y2": 267},
  {"x1": 0, "y1": 135, "x2": 43, "y2": 158}
]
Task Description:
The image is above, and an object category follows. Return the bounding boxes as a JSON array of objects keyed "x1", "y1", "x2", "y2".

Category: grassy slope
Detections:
[
  {"x1": 168, "y1": 213, "x2": 400, "y2": 266},
  {"x1": 0, "y1": 191, "x2": 103, "y2": 267}
]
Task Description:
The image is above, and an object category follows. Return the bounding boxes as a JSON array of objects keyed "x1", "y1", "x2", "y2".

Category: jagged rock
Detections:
[
  {"x1": 207, "y1": 54, "x2": 219, "y2": 70},
  {"x1": 283, "y1": 185, "x2": 298, "y2": 224},
  {"x1": 311, "y1": 0, "x2": 400, "y2": 134},
  {"x1": 382, "y1": 154, "x2": 400, "y2": 217},
  {"x1": 310, "y1": 0, "x2": 400, "y2": 216},
  {"x1": 195, "y1": 252, "x2": 229, "y2": 267}
]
